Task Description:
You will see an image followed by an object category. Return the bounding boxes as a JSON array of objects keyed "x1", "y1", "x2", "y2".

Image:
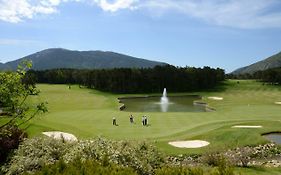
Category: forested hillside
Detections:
[
  {"x1": 0, "y1": 48, "x2": 166, "y2": 70},
  {"x1": 232, "y1": 52, "x2": 281, "y2": 75}
]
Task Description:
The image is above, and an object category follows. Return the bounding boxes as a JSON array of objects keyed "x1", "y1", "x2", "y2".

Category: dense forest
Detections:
[
  {"x1": 255, "y1": 68, "x2": 281, "y2": 84},
  {"x1": 24, "y1": 65, "x2": 225, "y2": 93},
  {"x1": 227, "y1": 67, "x2": 281, "y2": 85}
]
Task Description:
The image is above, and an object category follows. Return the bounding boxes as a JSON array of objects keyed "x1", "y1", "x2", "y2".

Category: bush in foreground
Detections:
[
  {"x1": 2, "y1": 137, "x2": 72, "y2": 174},
  {"x1": 155, "y1": 166, "x2": 203, "y2": 175},
  {"x1": 3, "y1": 137, "x2": 164, "y2": 175},
  {"x1": 63, "y1": 138, "x2": 164, "y2": 175},
  {"x1": 0, "y1": 124, "x2": 27, "y2": 164},
  {"x1": 3, "y1": 136, "x2": 239, "y2": 175},
  {"x1": 29, "y1": 158, "x2": 137, "y2": 175},
  {"x1": 31, "y1": 163, "x2": 236, "y2": 175}
]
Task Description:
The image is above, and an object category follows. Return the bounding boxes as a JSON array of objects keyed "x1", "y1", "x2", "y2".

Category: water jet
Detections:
[{"x1": 160, "y1": 88, "x2": 169, "y2": 112}]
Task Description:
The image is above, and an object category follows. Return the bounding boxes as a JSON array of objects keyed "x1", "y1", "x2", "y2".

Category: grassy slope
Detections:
[
  {"x1": 21, "y1": 80, "x2": 281, "y2": 156},
  {"x1": 235, "y1": 167, "x2": 281, "y2": 175}
]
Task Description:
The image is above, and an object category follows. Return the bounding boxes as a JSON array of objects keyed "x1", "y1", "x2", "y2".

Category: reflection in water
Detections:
[
  {"x1": 119, "y1": 95, "x2": 208, "y2": 113},
  {"x1": 264, "y1": 133, "x2": 281, "y2": 144},
  {"x1": 160, "y1": 101, "x2": 169, "y2": 112}
]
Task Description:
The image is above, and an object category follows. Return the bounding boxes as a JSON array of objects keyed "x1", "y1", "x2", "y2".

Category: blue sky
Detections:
[{"x1": 0, "y1": 0, "x2": 281, "y2": 72}]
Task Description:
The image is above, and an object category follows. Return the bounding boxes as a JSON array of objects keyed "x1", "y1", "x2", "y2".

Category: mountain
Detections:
[
  {"x1": 0, "y1": 63, "x2": 6, "y2": 69},
  {"x1": 232, "y1": 52, "x2": 281, "y2": 75},
  {"x1": 0, "y1": 48, "x2": 166, "y2": 70}
]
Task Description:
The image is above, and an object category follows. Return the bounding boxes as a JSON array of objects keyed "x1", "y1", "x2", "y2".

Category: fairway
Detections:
[{"x1": 26, "y1": 80, "x2": 281, "y2": 154}]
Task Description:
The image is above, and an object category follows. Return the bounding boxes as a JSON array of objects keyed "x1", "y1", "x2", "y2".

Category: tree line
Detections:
[
  {"x1": 254, "y1": 68, "x2": 281, "y2": 84},
  {"x1": 227, "y1": 67, "x2": 281, "y2": 85},
  {"x1": 24, "y1": 65, "x2": 225, "y2": 93}
]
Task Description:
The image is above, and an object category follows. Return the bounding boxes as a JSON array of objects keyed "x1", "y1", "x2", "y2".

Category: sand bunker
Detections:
[
  {"x1": 208, "y1": 97, "x2": 223, "y2": 100},
  {"x1": 231, "y1": 125, "x2": 262, "y2": 128},
  {"x1": 168, "y1": 140, "x2": 210, "y2": 148},
  {"x1": 275, "y1": 102, "x2": 281, "y2": 105},
  {"x1": 42, "y1": 131, "x2": 78, "y2": 141}
]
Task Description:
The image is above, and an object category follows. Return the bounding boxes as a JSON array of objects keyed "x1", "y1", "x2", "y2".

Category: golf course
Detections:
[
  {"x1": 2, "y1": 1, "x2": 281, "y2": 174},
  {"x1": 24, "y1": 79, "x2": 281, "y2": 155}
]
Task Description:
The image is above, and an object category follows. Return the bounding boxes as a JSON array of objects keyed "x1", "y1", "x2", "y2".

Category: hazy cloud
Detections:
[
  {"x1": 1, "y1": 0, "x2": 281, "y2": 29},
  {"x1": 93, "y1": 0, "x2": 281, "y2": 28},
  {"x1": 0, "y1": 38, "x2": 40, "y2": 45},
  {"x1": 139, "y1": 0, "x2": 281, "y2": 29}
]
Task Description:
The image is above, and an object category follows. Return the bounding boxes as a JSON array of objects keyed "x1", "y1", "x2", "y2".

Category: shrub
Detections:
[
  {"x1": 63, "y1": 137, "x2": 164, "y2": 175},
  {"x1": 201, "y1": 152, "x2": 235, "y2": 175},
  {"x1": 223, "y1": 144, "x2": 279, "y2": 167},
  {"x1": 155, "y1": 166, "x2": 204, "y2": 175},
  {"x1": 202, "y1": 153, "x2": 228, "y2": 167},
  {"x1": 29, "y1": 158, "x2": 137, "y2": 175},
  {"x1": 0, "y1": 124, "x2": 27, "y2": 164},
  {"x1": 155, "y1": 165, "x2": 236, "y2": 175},
  {"x1": 3, "y1": 137, "x2": 164, "y2": 175},
  {"x1": 2, "y1": 137, "x2": 72, "y2": 174},
  {"x1": 210, "y1": 160, "x2": 234, "y2": 175}
]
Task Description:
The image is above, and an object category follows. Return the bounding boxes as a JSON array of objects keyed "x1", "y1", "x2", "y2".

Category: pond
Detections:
[
  {"x1": 263, "y1": 133, "x2": 281, "y2": 145},
  {"x1": 118, "y1": 95, "x2": 213, "y2": 112}
]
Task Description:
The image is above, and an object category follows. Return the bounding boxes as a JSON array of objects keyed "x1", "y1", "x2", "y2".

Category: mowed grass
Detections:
[{"x1": 19, "y1": 80, "x2": 281, "y2": 156}]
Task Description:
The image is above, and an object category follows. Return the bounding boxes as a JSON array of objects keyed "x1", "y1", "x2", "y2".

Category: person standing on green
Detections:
[
  {"x1": 129, "y1": 114, "x2": 134, "y2": 124},
  {"x1": 144, "y1": 116, "x2": 147, "y2": 126},
  {"x1": 113, "y1": 117, "x2": 117, "y2": 126}
]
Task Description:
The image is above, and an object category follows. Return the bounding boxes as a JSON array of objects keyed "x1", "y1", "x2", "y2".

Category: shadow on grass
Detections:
[
  {"x1": 202, "y1": 81, "x2": 233, "y2": 93},
  {"x1": 86, "y1": 80, "x2": 232, "y2": 96}
]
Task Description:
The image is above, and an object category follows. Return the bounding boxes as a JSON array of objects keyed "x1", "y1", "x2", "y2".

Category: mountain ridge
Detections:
[
  {"x1": 0, "y1": 48, "x2": 167, "y2": 70},
  {"x1": 231, "y1": 51, "x2": 281, "y2": 75}
]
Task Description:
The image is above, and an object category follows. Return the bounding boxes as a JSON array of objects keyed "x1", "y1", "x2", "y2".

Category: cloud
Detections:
[
  {"x1": 92, "y1": 0, "x2": 281, "y2": 29},
  {"x1": 0, "y1": 0, "x2": 80, "y2": 23},
  {"x1": 0, "y1": 0, "x2": 281, "y2": 29},
  {"x1": 0, "y1": 38, "x2": 40, "y2": 45},
  {"x1": 139, "y1": 0, "x2": 281, "y2": 29},
  {"x1": 93, "y1": 0, "x2": 138, "y2": 12},
  {"x1": 0, "y1": 0, "x2": 138, "y2": 23}
]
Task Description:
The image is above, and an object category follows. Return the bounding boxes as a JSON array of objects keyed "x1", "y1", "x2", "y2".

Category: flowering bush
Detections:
[
  {"x1": 63, "y1": 137, "x2": 164, "y2": 175},
  {"x1": 3, "y1": 137, "x2": 164, "y2": 175},
  {"x1": 155, "y1": 166, "x2": 203, "y2": 175},
  {"x1": 2, "y1": 137, "x2": 72, "y2": 174},
  {"x1": 33, "y1": 158, "x2": 137, "y2": 175}
]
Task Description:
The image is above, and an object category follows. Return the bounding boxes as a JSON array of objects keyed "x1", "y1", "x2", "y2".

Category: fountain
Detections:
[
  {"x1": 118, "y1": 88, "x2": 210, "y2": 112},
  {"x1": 161, "y1": 88, "x2": 169, "y2": 104},
  {"x1": 160, "y1": 88, "x2": 169, "y2": 112}
]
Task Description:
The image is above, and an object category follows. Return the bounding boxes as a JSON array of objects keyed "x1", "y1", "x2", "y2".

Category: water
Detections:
[
  {"x1": 119, "y1": 95, "x2": 208, "y2": 112},
  {"x1": 161, "y1": 88, "x2": 169, "y2": 104},
  {"x1": 160, "y1": 88, "x2": 169, "y2": 112},
  {"x1": 263, "y1": 133, "x2": 281, "y2": 144}
]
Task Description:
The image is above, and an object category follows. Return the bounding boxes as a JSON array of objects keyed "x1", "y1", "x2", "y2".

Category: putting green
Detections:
[{"x1": 21, "y1": 80, "x2": 281, "y2": 154}]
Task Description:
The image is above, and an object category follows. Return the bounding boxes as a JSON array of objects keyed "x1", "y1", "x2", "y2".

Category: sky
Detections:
[{"x1": 0, "y1": 0, "x2": 281, "y2": 72}]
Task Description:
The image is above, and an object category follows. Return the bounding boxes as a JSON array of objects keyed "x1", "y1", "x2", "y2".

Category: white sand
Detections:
[
  {"x1": 42, "y1": 131, "x2": 78, "y2": 141},
  {"x1": 275, "y1": 102, "x2": 281, "y2": 105},
  {"x1": 231, "y1": 125, "x2": 262, "y2": 128},
  {"x1": 208, "y1": 97, "x2": 223, "y2": 100},
  {"x1": 168, "y1": 140, "x2": 210, "y2": 148}
]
